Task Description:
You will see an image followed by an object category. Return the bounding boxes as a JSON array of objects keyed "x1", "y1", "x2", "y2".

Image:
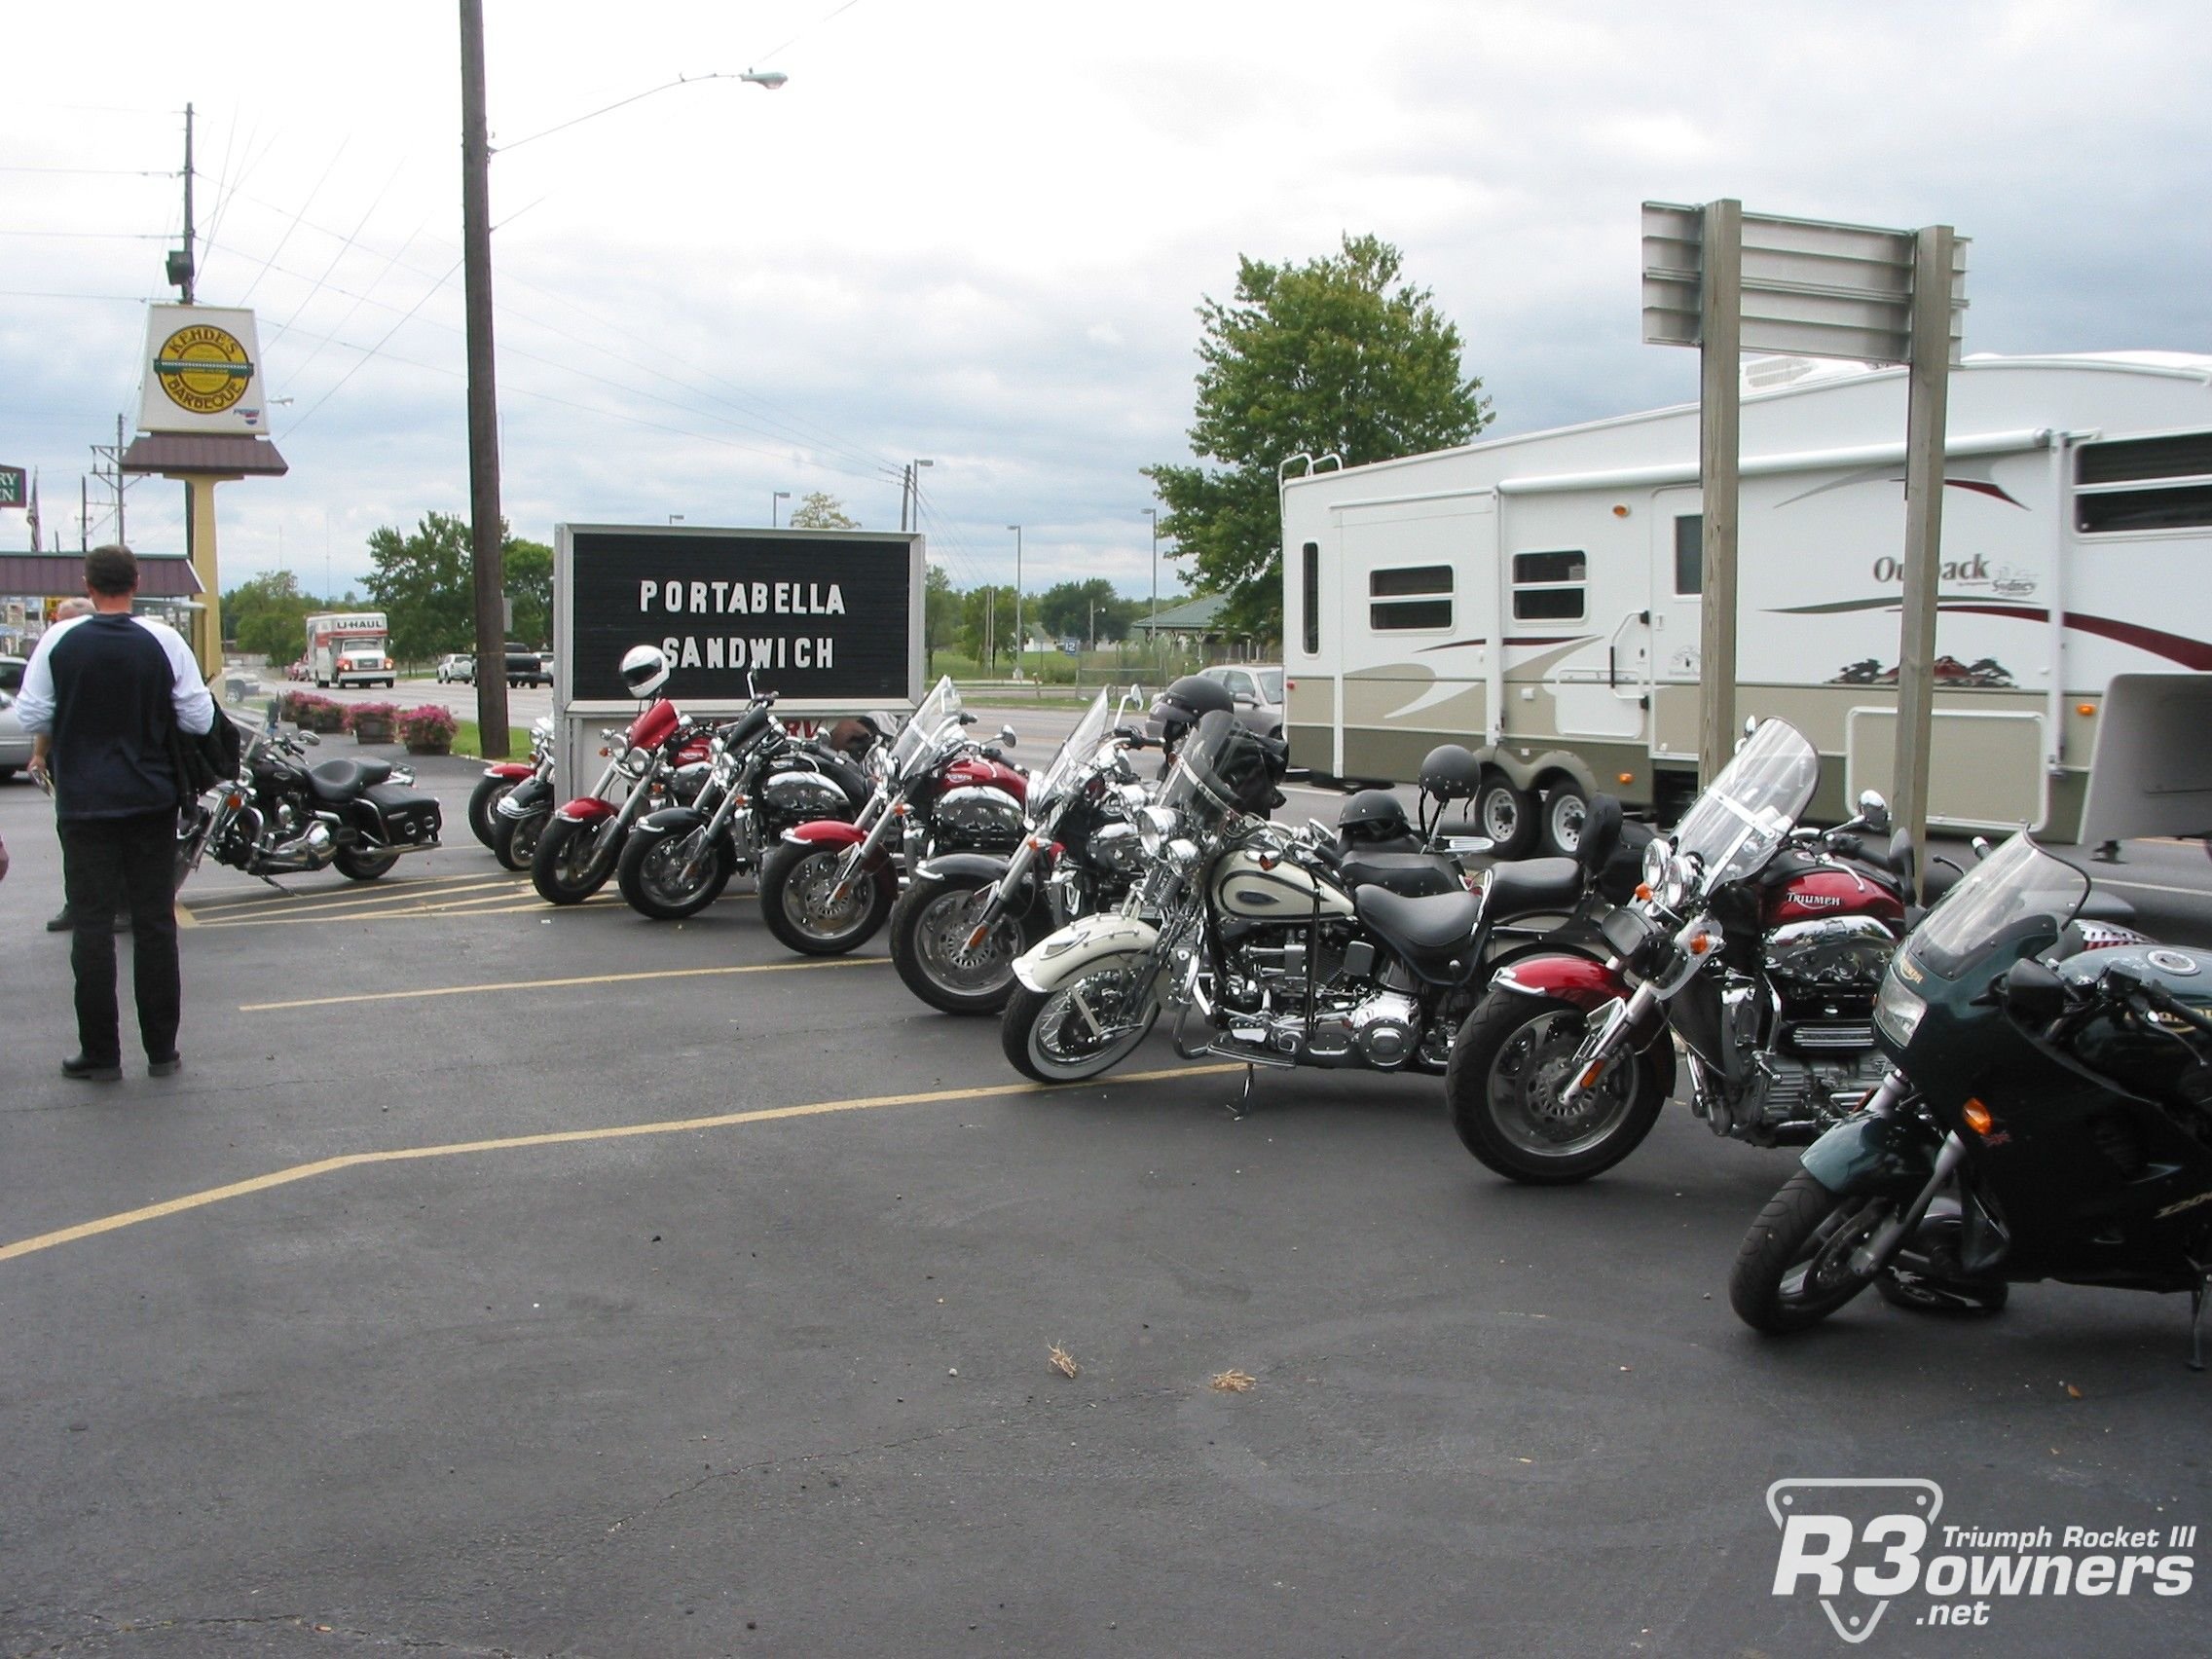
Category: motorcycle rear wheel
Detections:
[
  {"x1": 758, "y1": 841, "x2": 893, "y2": 956},
  {"x1": 1729, "y1": 1169, "x2": 1889, "y2": 1334},
  {"x1": 890, "y1": 872, "x2": 1040, "y2": 1015},
  {"x1": 466, "y1": 772, "x2": 516, "y2": 849},
  {"x1": 491, "y1": 806, "x2": 545, "y2": 872},
  {"x1": 1446, "y1": 993, "x2": 1665, "y2": 1183},
  {"x1": 616, "y1": 827, "x2": 731, "y2": 920},
  {"x1": 1001, "y1": 964, "x2": 1160, "y2": 1083},
  {"x1": 532, "y1": 815, "x2": 618, "y2": 904},
  {"x1": 335, "y1": 845, "x2": 401, "y2": 881}
]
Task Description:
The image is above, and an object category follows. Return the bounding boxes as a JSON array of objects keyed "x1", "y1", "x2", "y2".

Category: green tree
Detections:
[
  {"x1": 1144, "y1": 234, "x2": 1490, "y2": 638},
  {"x1": 363, "y1": 512, "x2": 473, "y2": 661},
  {"x1": 924, "y1": 565, "x2": 960, "y2": 670},
  {"x1": 1037, "y1": 578, "x2": 1133, "y2": 645},
  {"x1": 506, "y1": 535, "x2": 553, "y2": 647},
  {"x1": 789, "y1": 491, "x2": 860, "y2": 530},
  {"x1": 959, "y1": 584, "x2": 1016, "y2": 671},
  {"x1": 223, "y1": 568, "x2": 324, "y2": 663}
]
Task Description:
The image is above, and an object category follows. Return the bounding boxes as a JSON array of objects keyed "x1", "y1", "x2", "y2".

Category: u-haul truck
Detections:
[
  {"x1": 306, "y1": 610, "x2": 395, "y2": 688},
  {"x1": 1281, "y1": 350, "x2": 2212, "y2": 852}
]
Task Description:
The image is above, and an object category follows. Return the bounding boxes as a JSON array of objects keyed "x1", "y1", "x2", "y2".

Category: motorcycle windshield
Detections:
[
  {"x1": 1155, "y1": 709, "x2": 1278, "y2": 835},
  {"x1": 889, "y1": 677, "x2": 963, "y2": 774},
  {"x1": 1905, "y1": 831, "x2": 2090, "y2": 980},
  {"x1": 1030, "y1": 690, "x2": 1113, "y2": 814},
  {"x1": 1671, "y1": 719, "x2": 1820, "y2": 892}
]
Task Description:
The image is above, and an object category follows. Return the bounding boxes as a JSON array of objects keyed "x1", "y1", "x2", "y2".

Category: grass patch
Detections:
[{"x1": 451, "y1": 720, "x2": 532, "y2": 760}]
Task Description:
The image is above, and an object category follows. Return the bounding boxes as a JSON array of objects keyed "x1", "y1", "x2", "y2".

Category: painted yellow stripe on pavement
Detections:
[
  {"x1": 239, "y1": 953, "x2": 885, "y2": 1012},
  {"x1": 0, "y1": 1063, "x2": 1243, "y2": 1265},
  {"x1": 186, "y1": 874, "x2": 518, "y2": 914},
  {"x1": 187, "y1": 876, "x2": 525, "y2": 922}
]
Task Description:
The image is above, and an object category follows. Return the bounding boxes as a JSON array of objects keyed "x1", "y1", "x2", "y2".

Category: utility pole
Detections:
[
  {"x1": 1007, "y1": 524, "x2": 1023, "y2": 682},
  {"x1": 984, "y1": 586, "x2": 995, "y2": 676},
  {"x1": 80, "y1": 476, "x2": 88, "y2": 553},
  {"x1": 165, "y1": 104, "x2": 196, "y2": 301},
  {"x1": 459, "y1": 0, "x2": 510, "y2": 756},
  {"x1": 1144, "y1": 506, "x2": 1160, "y2": 681}
]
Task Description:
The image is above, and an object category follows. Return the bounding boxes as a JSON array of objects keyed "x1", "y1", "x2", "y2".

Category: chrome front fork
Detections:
[{"x1": 1559, "y1": 980, "x2": 1659, "y2": 1110}]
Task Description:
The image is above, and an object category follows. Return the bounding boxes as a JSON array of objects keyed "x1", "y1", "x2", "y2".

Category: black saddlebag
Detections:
[{"x1": 363, "y1": 783, "x2": 443, "y2": 847}]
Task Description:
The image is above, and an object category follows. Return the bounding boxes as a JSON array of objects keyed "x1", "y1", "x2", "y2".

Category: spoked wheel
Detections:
[
  {"x1": 616, "y1": 827, "x2": 730, "y2": 920},
  {"x1": 1001, "y1": 960, "x2": 1161, "y2": 1083},
  {"x1": 1447, "y1": 993, "x2": 1666, "y2": 1183},
  {"x1": 466, "y1": 773, "x2": 516, "y2": 849},
  {"x1": 1729, "y1": 1170, "x2": 1891, "y2": 1334},
  {"x1": 890, "y1": 873, "x2": 1037, "y2": 1015},
  {"x1": 532, "y1": 815, "x2": 619, "y2": 904},
  {"x1": 758, "y1": 841, "x2": 893, "y2": 956},
  {"x1": 492, "y1": 807, "x2": 546, "y2": 872}
]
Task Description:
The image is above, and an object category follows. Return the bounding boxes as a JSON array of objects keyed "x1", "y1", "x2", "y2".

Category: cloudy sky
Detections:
[{"x1": 4, "y1": 1, "x2": 2207, "y2": 604}]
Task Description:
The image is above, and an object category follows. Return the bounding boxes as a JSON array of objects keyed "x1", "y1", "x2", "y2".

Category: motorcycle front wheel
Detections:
[
  {"x1": 757, "y1": 841, "x2": 893, "y2": 956},
  {"x1": 466, "y1": 772, "x2": 516, "y2": 849},
  {"x1": 1001, "y1": 962, "x2": 1160, "y2": 1083},
  {"x1": 1730, "y1": 1170, "x2": 1890, "y2": 1334},
  {"x1": 889, "y1": 873, "x2": 1041, "y2": 1015},
  {"x1": 491, "y1": 806, "x2": 546, "y2": 872},
  {"x1": 1446, "y1": 993, "x2": 1666, "y2": 1183},
  {"x1": 616, "y1": 827, "x2": 731, "y2": 920},
  {"x1": 532, "y1": 815, "x2": 619, "y2": 904}
]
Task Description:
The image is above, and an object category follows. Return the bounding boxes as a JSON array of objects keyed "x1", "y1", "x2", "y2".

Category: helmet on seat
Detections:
[
  {"x1": 620, "y1": 644, "x2": 671, "y2": 699},
  {"x1": 1418, "y1": 744, "x2": 1482, "y2": 802},
  {"x1": 1152, "y1": 673, "x2": 1236, "y2": 748},
  {"x1": 1337, "y1": 789, "x2": 1414, "y2": 847}
]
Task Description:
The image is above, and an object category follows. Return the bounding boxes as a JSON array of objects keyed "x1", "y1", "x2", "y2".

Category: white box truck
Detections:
[
  {"x1": 306, "y1": 611, "x2": 395, "y2": 688},
  {"x1": 1280, "y1": 350, "x2": 2212, "y2": 853}
]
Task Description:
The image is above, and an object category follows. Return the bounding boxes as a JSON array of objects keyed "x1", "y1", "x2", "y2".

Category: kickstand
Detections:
[
  {"x1": 1224, "y1": 1064, "x2": 1256, "y2": 1122},
  {"x1": 256, "y1": 871, "x2": 300, "y2": 898},
  {"x1": 2192, "y1": 1271, "x2": 2210, "y2": 1373}
]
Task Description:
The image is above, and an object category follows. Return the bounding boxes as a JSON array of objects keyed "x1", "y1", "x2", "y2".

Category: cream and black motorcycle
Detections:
[{"x1": 998, "y1": 710, "x2": 1624, "y2": 1086}]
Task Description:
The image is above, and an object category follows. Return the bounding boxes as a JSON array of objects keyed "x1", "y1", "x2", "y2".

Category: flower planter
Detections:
[
  {"x1": 352, "y1": 719, "x2": 395, "y2": 744},
  {"x1": 404, "y1": 736, "x2": 453, "y2": 756}
]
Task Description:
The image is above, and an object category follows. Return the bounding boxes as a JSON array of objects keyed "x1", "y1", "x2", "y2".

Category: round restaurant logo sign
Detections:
[{"x1": 153, "y1": 322, "x2": 254, "y2": 415}]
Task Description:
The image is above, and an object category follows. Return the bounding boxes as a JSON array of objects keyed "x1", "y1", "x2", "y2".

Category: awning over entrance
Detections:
[
  {"x1": 0, "y1": 553, "x2": 204, "y2": 599},
  {"x1": 119, "y1": 433, "x2": 289, "y2": 478}
]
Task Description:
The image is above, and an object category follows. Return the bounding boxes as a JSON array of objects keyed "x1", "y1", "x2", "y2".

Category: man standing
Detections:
[
  {"x1": 18, "y1": 545, "x2": 215, "y2": 1081},
  {"x1": 37, "y1": 595, "x2": 118, "y2": 934}
]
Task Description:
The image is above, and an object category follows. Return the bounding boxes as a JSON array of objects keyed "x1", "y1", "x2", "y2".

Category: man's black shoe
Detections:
[
  {"x1": 148, "y1": 1052, "x2": 183, "y2": 1078},
  {"x1": 46, "y1": 905, "x2": 72, "y2": 933},
  {"x1": 61, "y1": 1054, "x2": 124, "y2": 1082}
]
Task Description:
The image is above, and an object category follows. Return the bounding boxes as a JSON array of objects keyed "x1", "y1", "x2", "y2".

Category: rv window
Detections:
[
  {"x1": 1674, "y1": 516, "x2": 1703, "y2": 595},
  {"x1": 1301, "y1": 542, "x2": 1320, "y2": 654},
  {"x1": 2076, "y1": 433, "x2": 2212, "y2": 534},
  {"x1": 1368, "y1": 563, "x2": 1453, "y2": 631},
  {"x1": 1510, "y1": 549, "x2": 1586, "y2": 623}
]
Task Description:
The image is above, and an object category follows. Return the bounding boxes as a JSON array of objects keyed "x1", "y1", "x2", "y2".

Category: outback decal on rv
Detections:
[{"x1": 1771, "y1": 599, "x2": 2212, "y2": 673}]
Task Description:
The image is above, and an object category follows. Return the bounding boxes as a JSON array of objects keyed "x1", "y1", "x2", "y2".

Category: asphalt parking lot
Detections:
[{"x1": 4, "y1": 756, "x2": 2212, "y2": 1657}]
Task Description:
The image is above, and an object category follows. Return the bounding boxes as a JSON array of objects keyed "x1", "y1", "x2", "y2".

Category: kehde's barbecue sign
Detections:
[{"x1": 554, "y1": 524, "x2": 923, "y2": 713}]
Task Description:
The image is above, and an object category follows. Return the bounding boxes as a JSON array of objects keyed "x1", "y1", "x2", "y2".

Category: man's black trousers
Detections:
[{"x1": 60, "y1": 810, "x2": 181, "y2": 1065}]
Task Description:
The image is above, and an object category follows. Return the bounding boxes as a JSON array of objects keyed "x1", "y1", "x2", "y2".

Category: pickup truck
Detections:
[{"x1": 502, "y1": 644, "x2": 552, "y2": 687}]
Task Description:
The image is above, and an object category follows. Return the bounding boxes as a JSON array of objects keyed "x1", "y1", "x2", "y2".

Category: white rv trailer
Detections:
[{"x1": 1280, "y1": 351, "x2": 2212, "y2": 852}]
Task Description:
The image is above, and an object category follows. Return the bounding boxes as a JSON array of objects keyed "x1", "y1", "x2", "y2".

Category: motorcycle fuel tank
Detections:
[
  {"x1": 1761, "y1": 865, "x2": 1904, "y2": 931},
  {"x1": 761, "y1": 768, "x2": 850, "y2": 817},
  {"x1": 627, "y1": 698, "x2": 682, "y2": 752},
  {"x1": 945, "y1": 755, "x2": 1027, "y2": 804},
  {"x1": 935, "y1": 785, "x2": 1026, "y2": 844},
  {"x1": 1213, "y1": 849, "x2": 1354, "y2": 920}
]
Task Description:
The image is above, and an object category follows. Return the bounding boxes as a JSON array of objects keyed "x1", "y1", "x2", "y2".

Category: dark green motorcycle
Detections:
[{"x1": 1730, "y1": 831, "x2": 2212, "y2": 1366}]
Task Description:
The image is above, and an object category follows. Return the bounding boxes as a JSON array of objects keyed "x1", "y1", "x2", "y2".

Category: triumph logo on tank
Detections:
[
  {"x1": 642, "y1": 576, "x2": 847, "y2": 671},
  {"x1": 1767, "y1": 1478, "x2": 2195, "y2": 1643}
]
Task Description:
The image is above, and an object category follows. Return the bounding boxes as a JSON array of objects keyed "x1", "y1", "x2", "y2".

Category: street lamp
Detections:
[
  {"x1": 901, "y1": 460, "x2": 934, "y2": 533},
  {"x1": 1143, "y1": 506, "x2": 1160, "y2": 678},
  {"x1": 668, "y1": 513, "x2": 684, "y2": 525},
  {"x1": 458, "y1": 0, "x2": 789, "y2": 755},
  {"x1": 1008, "y1": 524, "x2": 1023, "y2": 682},
  {"x1": 771, "y1": 490, "x2": 790, "y2": 527}
]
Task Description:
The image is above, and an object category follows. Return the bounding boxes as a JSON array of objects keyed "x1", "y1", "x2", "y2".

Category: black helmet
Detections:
[
  {"x1": 1418, "y1": 744, "x2": 1482, "y2": 801},
  {"x1": 1153, "y1": 673, "x2": 1235, "y2": 739},
  {"x1": 1337, "y1": 789, "x2": 1412, "y2": 846}
]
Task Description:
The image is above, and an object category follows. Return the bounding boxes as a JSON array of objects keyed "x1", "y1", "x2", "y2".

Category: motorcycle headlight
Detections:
[
  {"x1": 622, "y1": 746, "x2": 652, "y2": 778},
  {"x1": 1873, "y1": 972, "x2": 1928, "y2": 1048},
  {"x1": 1138, "y1": 803, "x2": 1178, "y2": 857},
  {"x1": 1641, "y1": 836, "x2": 1671, "y2": 894}
]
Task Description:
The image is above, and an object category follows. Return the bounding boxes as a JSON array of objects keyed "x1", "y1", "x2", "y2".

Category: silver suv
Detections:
[{"x1": 1199, "y1": 663, "x2": 1283, "y2": 739}]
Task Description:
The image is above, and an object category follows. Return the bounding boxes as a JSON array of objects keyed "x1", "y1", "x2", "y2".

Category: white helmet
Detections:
[{"x1": 619, "y1": 643, "x2": 671, "y2": 698}]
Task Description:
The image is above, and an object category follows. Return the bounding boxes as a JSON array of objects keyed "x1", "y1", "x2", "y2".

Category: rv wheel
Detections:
[
  {"x1": 1538, "y1": 784, "x2": 1589, "y2": 860},
  {"x1": 1475, "y1": 775, "x2": 1539, "y2": 860}
]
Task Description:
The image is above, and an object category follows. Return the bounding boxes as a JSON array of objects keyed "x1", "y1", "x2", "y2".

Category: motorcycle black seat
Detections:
[
  {"x1": 1353, "y1": 885, "x2": 1484, "y2": 979},
  {"x1": 1486, "y1": 857, "x2": 1585, "y2": 917},
  {"x1": 308, "y1": 756, "x2": 393, "y2": 800},
  {"x1": 1336, "y1": 850, "x2": 1462, "y2": 898}
]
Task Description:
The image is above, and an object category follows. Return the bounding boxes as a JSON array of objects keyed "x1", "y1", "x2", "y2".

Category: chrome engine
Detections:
[{"x1": 1209, "y1": 917, "x2": 1444, "y2": 1071}]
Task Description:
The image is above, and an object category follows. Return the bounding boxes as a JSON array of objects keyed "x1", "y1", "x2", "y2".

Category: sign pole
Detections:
[
  {"x1": 1696, "y1": 199, "x2": 1744, "y2": 788},
  {"x1": 1892, "y1": 225, "x2": 1956, "y2": 899}
]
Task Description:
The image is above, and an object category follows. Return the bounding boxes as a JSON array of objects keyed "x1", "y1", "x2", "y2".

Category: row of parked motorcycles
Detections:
[{"x1": 188, "y1": 642, "x2": 2212, "y2": 1367}]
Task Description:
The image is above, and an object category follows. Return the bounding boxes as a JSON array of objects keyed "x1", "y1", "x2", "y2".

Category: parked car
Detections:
[
  {"x1": 0, "y1": 654, "x2": 29, "y2": 779},
  {"x1": 1198, "y1": 662, "x2": 1284, "y2": 739},
  {"x1": 503, "y1": 644, "x2": 551, "y2": 687},
  {"x1": 286, "y1": 657, "x2": 310, "y2": 682},
  {"x1": 437, "y1": 653, "x2": 475, "y2": 684}
]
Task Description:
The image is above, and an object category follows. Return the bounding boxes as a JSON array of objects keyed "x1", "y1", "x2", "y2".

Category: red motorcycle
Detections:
[
  {"x1": 531, "y1": 646, "x2": 714, "y2": 905},
  {"x1": 467, "y1": 715, "x2": 555, "y2": 851},
  {"x1": 1446, "y1": 719, "x2": 1914, "y2": 1183},
  {"x1": 756, "y1": 677, "x2": 1025, "y2": 956}
]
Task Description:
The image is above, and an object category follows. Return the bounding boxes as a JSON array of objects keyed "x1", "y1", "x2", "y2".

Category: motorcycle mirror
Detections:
[
  {"x1": 957, "y1": 712, "x2": 977, "y2": 725},
  {"x1": 1857, "y1": 789, "x2": 1891, "y2": 832},
  {"x1": 2002, "y1": 957, "x2": 2068, "y2": 1026},
  {"x1": 998, "y1": 726, "x2": 1017, "y2": 748}
]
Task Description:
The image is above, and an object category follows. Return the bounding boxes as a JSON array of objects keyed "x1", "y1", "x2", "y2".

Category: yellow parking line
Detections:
[
  {"x1": 0, "y1": 1062, "x2": 1243, "y2": 1266},
  {"x1": 239, "y1": 953, "x2": 885, "y2": 1012},
  {"x1": 186, "y1": 875, "x2": 523, "y2": 920}
]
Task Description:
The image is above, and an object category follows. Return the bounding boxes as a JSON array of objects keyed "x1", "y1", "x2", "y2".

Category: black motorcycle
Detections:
[
  {"x1": 1730, "y1": 830, "x2": 2212, "y2": 1364},
  {"x1": 615, "y1": 691, "x2": 871, "y2": 921},
  {"x1": 178, "y1": 703, "x2": 444, "y2": 886}
]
